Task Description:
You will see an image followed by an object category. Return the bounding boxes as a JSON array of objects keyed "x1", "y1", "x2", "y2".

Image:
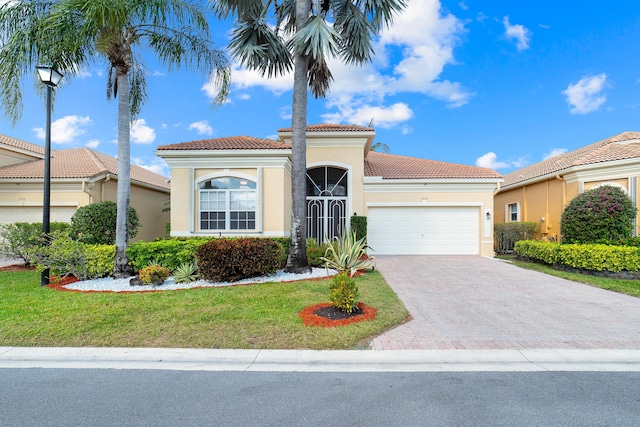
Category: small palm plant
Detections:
[{"x1": 319, "y1": 231, "x2": 374, "y2": 277}]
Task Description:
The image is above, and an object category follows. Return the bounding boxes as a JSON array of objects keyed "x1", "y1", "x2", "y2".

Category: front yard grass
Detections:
[
  {"x1": 0, "y1": 270, "x2": 408, "y2": 349},
  {"x1": 506, "y1": 258, "x2": 640, "y2": 298}
]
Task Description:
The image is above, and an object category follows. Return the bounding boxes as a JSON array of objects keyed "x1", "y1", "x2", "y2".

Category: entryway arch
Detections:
[{"x1": 306, "y1": 166, "x2": 349, "y2": 242}]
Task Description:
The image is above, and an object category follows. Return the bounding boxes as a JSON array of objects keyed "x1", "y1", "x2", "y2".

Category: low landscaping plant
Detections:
[
  {"x1": 196, "y1": 237, "x2": 282, "y2": 282},
  {"x1": 173, "y1": 261, "x2": 200, "y2": 283},
  {"x1": 0, "y1": 221, "x2": 69, "y2": 265},
  {"x1": 319, "y1": 231, "x2": 373, "y2": 276},
  {"x1": 350, "y1": 215, "x2": 367, "y2": 242},
  {"x1": 329, "y1": 272, "x2": 359, "y2": 313},
  {"x1": 29, "y1": 231, "x2": 114, "y2": 280},
  {"x1": 494, "y1": 222, "x2": 537, "y2": 254},
  {"x1": 127, "y1": 238, "x2": 211, "y2": 272},
  {"x1": 139, "y1": 264, "x2": 170, "y2": 286}
]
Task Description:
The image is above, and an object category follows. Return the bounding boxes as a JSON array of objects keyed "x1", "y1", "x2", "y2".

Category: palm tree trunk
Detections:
[
  {"x1": 114, "y1": 68, "x2": 132, "y2": 278},
  {"x1": 285, "y1": 0, "x2": 312, "y2": 274}
]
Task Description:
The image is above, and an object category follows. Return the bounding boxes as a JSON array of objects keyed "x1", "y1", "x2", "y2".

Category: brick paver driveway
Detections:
[{"x1": 371, "y1": 256, "x2": 640, "y2": 350}]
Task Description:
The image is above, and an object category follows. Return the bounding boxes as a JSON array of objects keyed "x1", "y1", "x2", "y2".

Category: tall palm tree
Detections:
[
  {"x1": 0, "y1": 0, "x2": 230, "y2": 278},
  {"x1": 210, "y1": 0, "x2": 405, "y2": 273}
]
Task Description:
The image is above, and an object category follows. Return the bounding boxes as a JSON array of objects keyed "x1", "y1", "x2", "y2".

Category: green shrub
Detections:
[
  {"x1": 514, "y1": 240, "x2": 640, "y2": 272},
  {"x1": 196, "y1": 238, "x2": 281, "y2": 282},
  {"x1": 561, "y1": 185, "x2": 636, "y2": 244},
  {"x1": 173, "y1": 261, "x2": 200, "y2": 283},
  {"x1": 494, "y1": 222, "x2": 537, "y2": 254},
  {"x1": 329, "y1": 272, "x2": 359, "y2": 313},
  {"x1": 271, "y1": 237, "x2": 290, "y2": 268},
  {"x1": 70, "y1": 201, "x2": 140, "y2": 245},
  {"x1": 0, "y1": 222, "x2": 69, "y2": 264},
  {"x1": 306, "y1": 238, "x2": 329, "y2": 267},
  {"x1": 350, "y1": 215, "x2": 367, "y2": 242},
  {"x1": 319, "y1": 231, "x2": 373, "y2": 276},
  {"x1": 29, "y1": 231, "x2": 114, "y2": 280},
  {"x1": 139, "y1": 264, "x2": 170, "y2": 285},
  {"x1": 127, "y1": 238, "x2": 211, "y2": 272}
]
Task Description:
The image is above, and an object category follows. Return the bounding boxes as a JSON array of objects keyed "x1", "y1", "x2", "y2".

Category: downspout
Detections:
[
  {"x1": 82, "y1": 181, "x2": 93, "y2": 204},
  {"x1": 493, "y1": 181, "x2": 501, "y2": 195}
]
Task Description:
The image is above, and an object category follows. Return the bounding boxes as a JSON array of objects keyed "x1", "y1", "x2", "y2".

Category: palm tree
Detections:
[
  {"x1": 0, "y1": 0, "x2": 230, "y2": 278},
  {"x1": 210, "y1": 0, "x2": 405, "y2": 273}
]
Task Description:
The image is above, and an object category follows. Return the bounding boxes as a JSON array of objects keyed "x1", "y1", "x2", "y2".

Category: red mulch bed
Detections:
[
  {"x1": 0, "y1": 264, "x2": 35, "y2": 272},
  {"x1": 299, "y1": 302, "x2": 376, "y2": 327}
]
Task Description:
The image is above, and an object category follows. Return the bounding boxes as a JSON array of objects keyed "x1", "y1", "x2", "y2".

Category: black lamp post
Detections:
[{"x1": 36, "y1": 65, "x2": 63, "y2": 286}]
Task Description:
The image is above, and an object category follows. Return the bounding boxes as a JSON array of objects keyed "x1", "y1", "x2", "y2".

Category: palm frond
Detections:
[
  {"x1": 287, "y1": 14, "x2": 340, "y2": 60},
  {"x1": 228, "y1": 17, "x2": 292, "y2": 78},
  {"x1": 307, "y1": 56, "x2": 333, "y2": 98}
]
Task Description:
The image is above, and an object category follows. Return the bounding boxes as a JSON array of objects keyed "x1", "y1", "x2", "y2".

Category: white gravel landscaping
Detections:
[{"x1": 61, "y1": 268, "x2": 339, "y2": 292}]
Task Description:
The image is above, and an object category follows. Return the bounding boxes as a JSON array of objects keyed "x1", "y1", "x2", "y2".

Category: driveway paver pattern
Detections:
[{"x1": 371, "y1": 256, "x2": 640, "y2": 350}]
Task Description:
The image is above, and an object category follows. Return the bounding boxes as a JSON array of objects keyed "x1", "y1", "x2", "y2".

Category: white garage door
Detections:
[
  {"x1": 367, "y1": 206, "x2": 479, "y2": 255},
  {"x1": 0, "y1": 207, "x2": 76, "y2": 224}
]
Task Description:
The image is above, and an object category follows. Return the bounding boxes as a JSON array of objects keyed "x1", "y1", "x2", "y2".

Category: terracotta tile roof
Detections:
[
  {"x1": 157, "y1": 136, "x2": 289, "y2": 151},
  {"x1": 278, "y1": 123, "x2": 374, "y2": 132},
  {"x1": 502, "y1": 131, "x2": 640, "y2": 188},
  {"x1": 0, "y1": 133, "x2": 44, "y2": 156},
  {"x1": 0, "y1": 147, "x2": 170, "y2": 190},
  {"x1": 365, "y1": 151, "x2": 503, "y2": 179}
]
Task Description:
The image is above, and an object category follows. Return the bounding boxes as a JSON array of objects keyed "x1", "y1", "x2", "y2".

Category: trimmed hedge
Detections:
[
  {"x1": 126, "y1": 238, "x2": 211, "y2": 271},
  {"x1": 350, "y1": 215, "x2": 367, "y2": 242},
  {"x1": 514, "y1": 240, "x2": 640, "y2": 272},
  {"x1": 196, "y1": 238, "x2": 282, "y2": 282}
]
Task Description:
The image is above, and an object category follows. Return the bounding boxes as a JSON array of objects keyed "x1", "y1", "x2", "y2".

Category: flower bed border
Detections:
[{"x1": 299, "y1": 302, "x2": 376, "y2": 327}]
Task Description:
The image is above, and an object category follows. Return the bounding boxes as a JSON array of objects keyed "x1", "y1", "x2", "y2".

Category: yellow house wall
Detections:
[
  {"x1": 583, "y1": 178, "x2": 628, "y2": 191},
  {"x1": 494, "y1": 188, "x2": 524, "y2": 223},
  {"x1": 364, "y1": 188, "x2": 496, "y2": 257},
  {"x1": 307, "y1": 146, "x2": 365, "y2": 216}
]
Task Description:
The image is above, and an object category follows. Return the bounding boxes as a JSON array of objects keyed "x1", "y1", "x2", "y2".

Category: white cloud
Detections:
[
  {"x1": 280, "y1": 105, "x2": 292, "y2": 120},
  {"x1": 188, "y1": 120, "x2": 214, "y2": 136},
  {"x1": 132, "y1": 157, "x2": 169, "y2": 177},
  {"x1": 543, "y1": 148, "x2": 568, "y2": 160},
  {"x1": 503, "y1": 16, "x2": 531, "y2": 51},
  {"x1": 204, "y1": 1, "x2": 470, "y2": 130},
  {"x1": 130, "y1": 119, "x2": 156, "y2": 144},
  {"x1": 236, "y1": 93, "x2": 251, "y2": 100},
  {"x1": 86, "y1": 139, "x2": 100, "y2": 149},
  {"x1": 458, "y1": 2, "x2": 468, "y2": 10},
  {"x1": 322, "y1": 100, "x2": 413, "y2": 128},
  {"x1": 476, "y1": 152, "x2": 509, "y2": 169},
  {"x1": 33, "y1": 115, "x2": 92, "y2": 144},
  {"x1": 562, "y1": 74, "x2": 608, "y2": 114}
]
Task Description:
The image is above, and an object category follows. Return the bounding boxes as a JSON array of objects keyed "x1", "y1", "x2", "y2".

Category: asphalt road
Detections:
[{"x1": 2, "y1": 369, "x2": 639, "y2": 426}]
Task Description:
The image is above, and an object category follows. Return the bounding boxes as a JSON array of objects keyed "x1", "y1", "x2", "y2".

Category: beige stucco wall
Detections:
[
  {"x1": 495, "y1": 174, "x2": 640, "y2": 240},
  {"x1": 0, "y1": 179, "x2": 169, "y2": 242},
  {"x1": 169, "y1": 166, "x2": 290, "y2": 238},
  {"x1": 364, "y1": 185, "x2": 497, "y2": 257}
]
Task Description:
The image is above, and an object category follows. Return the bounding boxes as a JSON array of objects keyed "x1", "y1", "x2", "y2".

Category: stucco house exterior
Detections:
[
  {"x1": 0, "y1": 134, "x2": 170, "y2": 242},
  {"x1": 156, "y1": 124, "x2": 502, "y2": 256},
  {"x1": 494, "y1": 131, "x2": 640, "y2": 240}
]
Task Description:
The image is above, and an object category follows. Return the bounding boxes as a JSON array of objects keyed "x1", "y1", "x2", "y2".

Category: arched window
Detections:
[
  {"x1": 198, "y1": 177, "x2": 256, "y2": 230},
  {"x1": 306, "y1": 167, "x2": 348, "y2": 241}
]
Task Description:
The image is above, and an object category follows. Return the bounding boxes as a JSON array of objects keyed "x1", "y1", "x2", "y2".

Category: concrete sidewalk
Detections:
[{"x1": 2, "y1": 347, "x2": 640, "y2": 372}]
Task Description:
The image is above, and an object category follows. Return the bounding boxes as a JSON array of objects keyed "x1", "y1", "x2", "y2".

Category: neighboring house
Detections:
[
  {"x1": 156, "y1": 124, "x2": 503, "y2": 256},
  {"x1": 0, "y1": 134, "x2": 170, "y2": 242},
  {"x1": 494, "y1": 131, "x2": 640, "y2": 240}
]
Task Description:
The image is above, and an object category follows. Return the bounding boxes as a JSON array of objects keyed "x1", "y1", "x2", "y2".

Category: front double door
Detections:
[{"x1": 306, "y1": 166, "x2": 348, "y2": 243}]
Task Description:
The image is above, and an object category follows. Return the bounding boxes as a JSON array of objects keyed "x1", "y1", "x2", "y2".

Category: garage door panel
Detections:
[
  {"x1": 0, "y1": 207, "x2": 76, "y2": 224},
  {"x1": 368, "y1": 207, "x2": 479, "y2": 255}
]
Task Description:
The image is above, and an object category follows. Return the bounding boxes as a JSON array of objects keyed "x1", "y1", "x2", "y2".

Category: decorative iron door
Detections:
[{"x1": 306, "y1": 167, "x2": 348, "y2": 242}]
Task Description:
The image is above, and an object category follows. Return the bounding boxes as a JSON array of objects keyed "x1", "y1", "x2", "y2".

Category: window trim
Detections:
[{"x1": 505, "y1": 202, "x2": 520, "y2": 223}]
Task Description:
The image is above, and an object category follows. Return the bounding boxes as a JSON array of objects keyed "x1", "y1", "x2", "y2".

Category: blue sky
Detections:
[{"x1": 1, "y1": 0, "x2": 639, "y2": 178}]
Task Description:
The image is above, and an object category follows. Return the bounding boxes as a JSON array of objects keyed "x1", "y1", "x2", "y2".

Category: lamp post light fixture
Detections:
[{"x1": 36, "y1": 65, "x2": 63, "y2": 286}]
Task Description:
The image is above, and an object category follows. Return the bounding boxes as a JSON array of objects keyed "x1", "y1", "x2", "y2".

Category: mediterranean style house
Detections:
[
  {"x1": 0, "y1": 134, "x2": 170, "y2": 242},
  {"x1": 156, "y1": 124, "x2": 503, "y2": 256},
  {"x1": 494, "y1": 131, "x2": 640, "y2": 240}
]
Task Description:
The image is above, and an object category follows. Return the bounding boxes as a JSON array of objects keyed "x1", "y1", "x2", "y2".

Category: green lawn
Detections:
[
  {"x1": 0, "y1": 270, "x2": 408, "y2": 349},
  {"x1": 505, "y1": 258, "x2": 640, "y2": 298}
]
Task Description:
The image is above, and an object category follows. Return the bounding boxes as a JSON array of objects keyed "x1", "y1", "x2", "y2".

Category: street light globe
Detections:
[{"x1": 36, "y1": 66, "x2": 64, "y2": 87}]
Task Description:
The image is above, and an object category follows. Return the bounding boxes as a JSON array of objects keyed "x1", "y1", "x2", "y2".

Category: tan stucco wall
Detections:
[
  {"x1": 496, "y1": 174, "x2": 640, "y2": 240},
  {"x1": 0, "y1": 179, "x2": 169, "y2": 242},
  {"x1": 307, "y1": 146, "x2": 366, "y2": 216},
  {"x1": 364, "y1": 186, "x2": 496, "y2": 257},
  {"x1": 169, "y1": 166, "x2": 290, "y2": 238}
]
